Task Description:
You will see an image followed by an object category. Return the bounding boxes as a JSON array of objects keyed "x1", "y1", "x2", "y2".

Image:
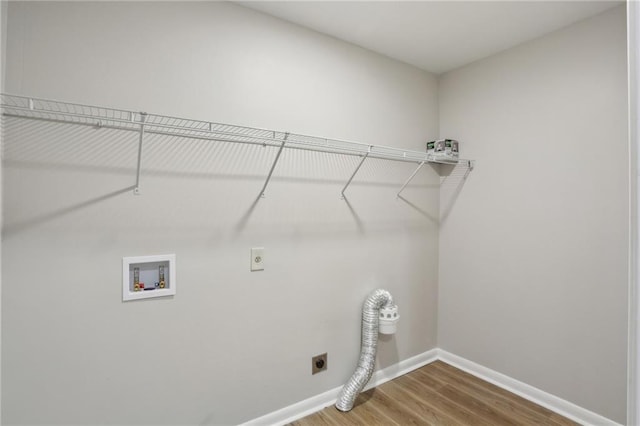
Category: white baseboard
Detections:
[
  {"x1": 239, "y1": 385, "x2": 340, "y2": 426},
  {"x1": 437, "y1": 349, "x2": 621, "y2": 426},
  {"x1": 241, "y1": 348, "x2": 620, "y2": 426},
  {"x1": 239, "y1": 348, "x2": 438, "y2": 426},
  {"x1": 364, "y1": 348, "x2": 439, "y2": 393}
]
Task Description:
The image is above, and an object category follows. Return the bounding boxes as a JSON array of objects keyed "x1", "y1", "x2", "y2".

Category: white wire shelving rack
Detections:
[{"x1": 0, "y1": 93, "x2": 474, "y2": 197}]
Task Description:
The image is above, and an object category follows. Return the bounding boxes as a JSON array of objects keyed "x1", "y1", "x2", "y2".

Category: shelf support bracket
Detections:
[
  {"x1": 133, "y1": 112, "x2": 147, "y2": 195},
  {"x1": 259, "y1": 132, "x2": 289, "y2": 198},
  {"x1": 340, "y1": 147, "x2": 371, "y2": 199},
  {"x1": 396, "y1": 161, "x2": 425, "y2": 198}
]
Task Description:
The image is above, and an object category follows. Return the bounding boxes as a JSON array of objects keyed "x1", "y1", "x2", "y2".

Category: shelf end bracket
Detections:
[
  {"x1": 133, "y1": 112, "x2": 147, "y2": 195},
  {"x1": 340, "y1": 146, "x2": 372, "y2": 199},
  {"x1": 397, "y1": 161, "x2": 426, "y2": 198},
  {"x1": 259, "y1": 132, "x2": 289, "y2": 198}
]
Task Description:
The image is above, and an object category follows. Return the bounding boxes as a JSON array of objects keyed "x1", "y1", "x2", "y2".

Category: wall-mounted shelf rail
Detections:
[{"x1": 1, "y1": 94, "x2": 474, "y2": 197}]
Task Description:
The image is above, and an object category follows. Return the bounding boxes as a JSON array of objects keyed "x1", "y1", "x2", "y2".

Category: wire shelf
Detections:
[{"x1": 1, "y1": 93, "x2": 473, "y2": 196}]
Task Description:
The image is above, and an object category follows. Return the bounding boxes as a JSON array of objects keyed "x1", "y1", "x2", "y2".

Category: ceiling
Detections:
[{"x1": 239, "y1": 1, "x2": 622, "y2": 74}]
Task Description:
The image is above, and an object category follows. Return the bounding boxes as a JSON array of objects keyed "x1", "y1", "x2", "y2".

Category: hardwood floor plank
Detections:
[
  {"x1": 418, "y1": 364, "x2": 553, "y2": 425},
  {"x1": 364, "y1": 387, "x2": 430, "y2": 425},
  {"x1": 321, "y1": 405, "x2": 365, "y2": 426},
  {"x1": 396, "y1": 374, "x2": 494, "y2": 426},
  {"x1": 376, "y1": 378, "x2": 460, "y2": 425},
  {"x1": 287, "y1": 361, "x2": 578, "y2": 426},
  {"x1": 338, "y1": 388, "x2": 401, "y2": 425},
  {"x1": 437, "y1": 382, "x2": 523, "y2": 425},
  {"x1": 428, "y1": 361, "x2": 578, "y2": 426}
]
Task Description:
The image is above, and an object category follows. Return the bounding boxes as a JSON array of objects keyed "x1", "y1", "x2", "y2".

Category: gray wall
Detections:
[
  {"x1": 438, "y1": 6, "x2": 628, "y2": 423},
  {"x1": 2, "y1": 1, "x2": 631, "y2": 425},
  {"x1": 2, "y1": 2, "x2": 440, "y2": 425}
]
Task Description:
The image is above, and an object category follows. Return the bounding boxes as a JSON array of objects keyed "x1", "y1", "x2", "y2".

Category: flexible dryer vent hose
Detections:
[{"x1": 335, "y1": 289, "x2": 398, "y2": 412}]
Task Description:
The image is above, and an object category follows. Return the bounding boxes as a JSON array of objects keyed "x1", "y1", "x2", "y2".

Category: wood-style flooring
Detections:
[{"x1": 290, "y1": 361, "x2": 578, "y2": 425}]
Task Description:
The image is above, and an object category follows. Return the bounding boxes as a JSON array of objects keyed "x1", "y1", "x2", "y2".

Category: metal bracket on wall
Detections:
[
  {"x1": 133, "y1": 112, "x2": 147, "y2": 196},
  {"x1": 340, "y1": 146, "x2": 372, "y2": 199},
  {"x1": 396, "y1": 160, "x2": 426, "y2": 198},
  {"x1": 259, "y1": 132, "x2": 289, "y2": 198}
]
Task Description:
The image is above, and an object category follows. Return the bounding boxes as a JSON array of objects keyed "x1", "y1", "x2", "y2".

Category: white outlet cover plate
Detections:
[{"x1": 251, "y1": 247, "x2": 264, "y2": 271}]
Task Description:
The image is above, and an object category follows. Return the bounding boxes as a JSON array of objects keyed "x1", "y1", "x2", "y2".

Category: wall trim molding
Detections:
[
  {"x1": 239, "y1": 349, "x2": 439, "y2": 426},
  {"x1": 241, "y1": 348, "x2": 621, "y2": 426},
  {"x1": 627, "y1": 2, "x2": 640, "y2": 425},
  {"x1": 437, "y1": 349, "x2": 621, "y2": 426}
]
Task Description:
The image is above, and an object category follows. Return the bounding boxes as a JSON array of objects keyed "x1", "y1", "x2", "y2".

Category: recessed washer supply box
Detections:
[{"x1": 122, "y1": 254, "x2": 176, "y2": 301}]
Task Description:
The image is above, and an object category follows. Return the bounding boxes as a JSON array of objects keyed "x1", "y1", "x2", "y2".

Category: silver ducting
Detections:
[{"x1": 335, "y1": 289, "x2": 399, "y2": 412}]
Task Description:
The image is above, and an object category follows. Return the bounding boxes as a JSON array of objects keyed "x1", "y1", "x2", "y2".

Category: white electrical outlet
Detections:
[{"x1": 251, "y1": 247, "x2": 265, "y2": 271}]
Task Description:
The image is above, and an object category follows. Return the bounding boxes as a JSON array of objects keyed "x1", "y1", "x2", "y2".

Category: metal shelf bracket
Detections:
[
  {"x1": 340, "y1": 146, "x2": 372, "y2": 199},
  {"x1": 133, "y1": 112, "x2": 147, "y2": 195},
  {"x1": 259, "y1": 132, "x2": 289, "y2": 198},
  {"x1": 397, "y1": 160, "x2": 426, "y2": 198}
]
